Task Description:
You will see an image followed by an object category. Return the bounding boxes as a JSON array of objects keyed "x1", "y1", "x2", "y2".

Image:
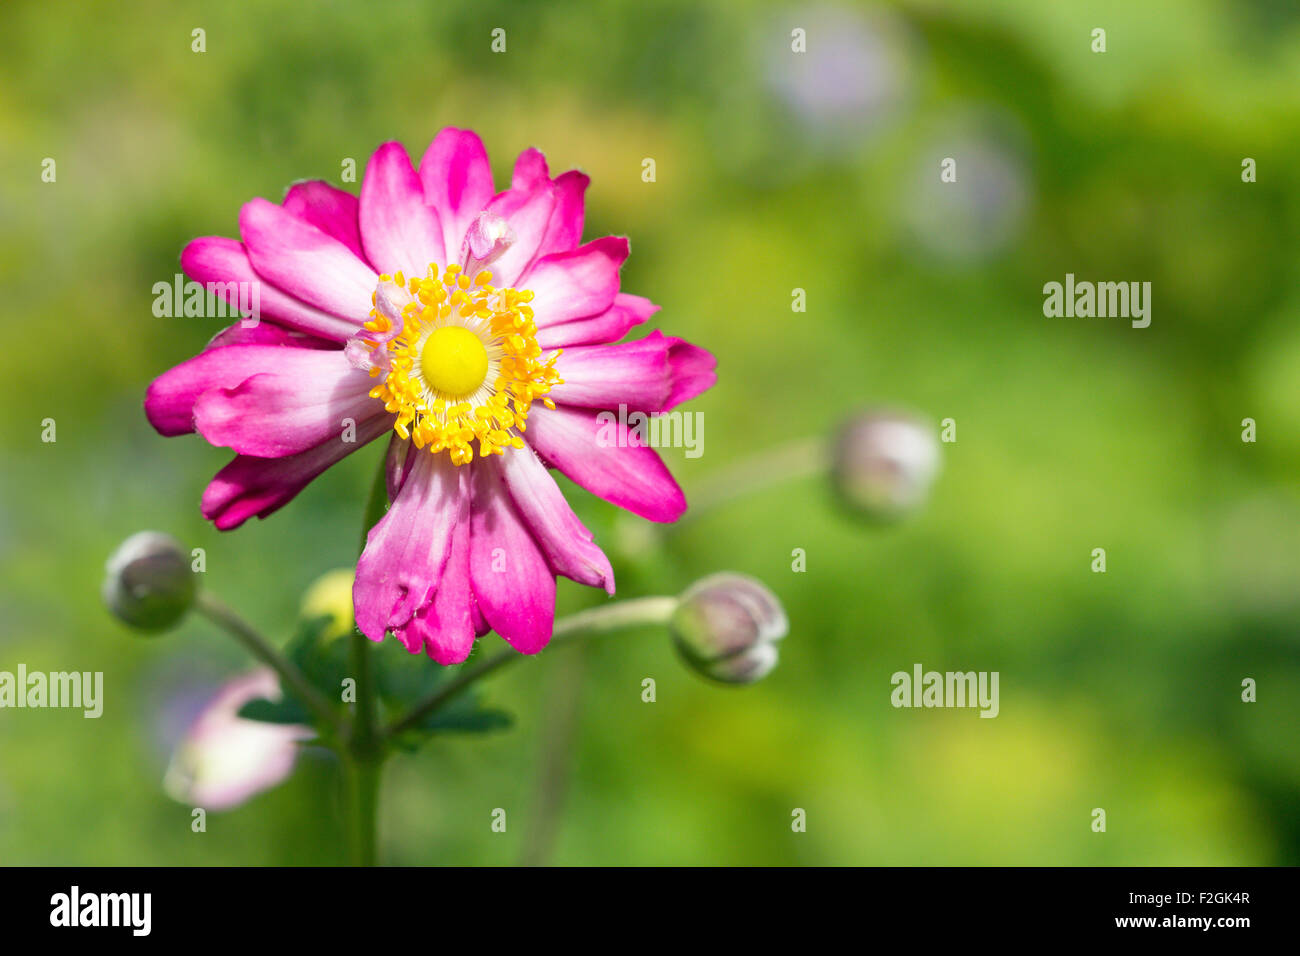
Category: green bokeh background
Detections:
[{"x1": 1, "y1": 0, "x2": 1298, "y2": 865}]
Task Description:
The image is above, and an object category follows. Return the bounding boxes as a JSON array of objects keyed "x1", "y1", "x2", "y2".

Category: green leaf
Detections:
[
  {"x1": 417, "y1": 706, "x2": 514, "y2": 733},
  {"x1": 237, "y1": 695, "x2": 311, "y2": 725},
  {"x1": 390, "y1": 702, "x2": 514, "y2": 751}
]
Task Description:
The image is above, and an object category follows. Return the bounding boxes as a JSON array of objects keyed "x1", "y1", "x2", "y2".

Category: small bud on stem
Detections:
[
  {"x1": 671, "y1": 573, "x2": 788, "y2": 684},
  {"x1": 831, "y1": 410, "x2": 940, "y2": 521},
  {"x1": 102, "y1": 531, "x2": 197, "y2": 632}
]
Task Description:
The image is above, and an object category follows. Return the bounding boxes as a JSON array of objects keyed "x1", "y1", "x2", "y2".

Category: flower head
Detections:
[{"x1": 146, "y1": 129, "x2": 715, "y2": 664}]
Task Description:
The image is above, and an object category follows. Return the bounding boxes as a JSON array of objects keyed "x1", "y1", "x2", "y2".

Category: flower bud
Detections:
[
  {"x1": 831, "y1": 410, "x2": 940, "y2": 521},
  {"x1": 299, "y1": 568, "x2": 357, "y2": 642},
  {"x1": 102, "y1": 531, "x2": 197, "y2": 632},
  {"x1": 670, "y1": 573, "x2": 787, "y2": 684},
  {"x1": 163, "y1": 669, "x2": 312, "y2": 811}
]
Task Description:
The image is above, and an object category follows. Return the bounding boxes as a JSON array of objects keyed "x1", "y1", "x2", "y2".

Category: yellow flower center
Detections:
[
  {"x1": 362, "y1": 264, "x2": 562, "y2": 466},
  {"x1": 420, "y1": 325, "x2": 489, "y2": 397}
]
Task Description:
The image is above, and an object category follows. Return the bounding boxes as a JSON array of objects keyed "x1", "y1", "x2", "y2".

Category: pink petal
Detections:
[
  {"x1": 469, "y1": 459, "x2": 556, "y2": 654},
  {"x1": 396, "y1": 516, "x2": 480, "y2": 665},
  {"x1": 663, "y1": 340, "x2": 717, "y2": 409},
  {"x1": 481, "y1": 185, "x2": 557, "y2": 286},
  {"x1": 470, "y1": 601, "x2": 490, "y2": 636},
  {"x1": 510, "y1": 148, "x2": 552, "y2": 191},
  {"x1": 354, "y1": 451, "x2": 465, "y2": 641},
  {"x1": 201, "y1": 413, "x2": 393, "y2": 530},
  {"x1": 508, "y1": 150, "x2": 588, "y2": 258},
  {"x1": 146, "y1": 343, "x2": 320, "y2": 437},
  {"x1": 384, "y1": 432, "x2": 415, "y2": 503},
  {"x1": 524, "y1": 237, "x2": 628, "y2": 328},
  {"x1": 240, "y1": 198, "x2": 377, "y2": 321},
  {"x1": 540, "y1": 170, "x2": 589, "y2": 256},
  {"x1": 282, "y1": 180, "x2": 364, "y2": 260},
  {"x1": 203, "y1": 321, "x2": 335, "y2": 351},
  {"x1": 419, "y1": 128, "x2": 496, "y2": 262},
  {"x1": 550, "y1": 331, "x2": 716, "y2": 412},
  {"x1": 497, "y1": 445, "x2": 614, "y2": 593},
  {"x1": 524, "y1": 404, "x2": 687, "y2": 523},
  {"x1": 534, "y1": 293, "x2": 659, "y2": 350},
  {"x1": 182, "y1": 237, "x2": 363, "y2": 342},
  {"x1": 359, "y1": 142, "x2": 447, "y2": 277},
  {"x1": 192, "y1": 349, "x2": 379, "y2": 457}
]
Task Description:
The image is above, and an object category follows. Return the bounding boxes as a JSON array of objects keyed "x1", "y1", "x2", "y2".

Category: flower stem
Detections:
[
  {"x1": 350, "y1": 631, "x2": 380, "y2": 752},
  {"x1": 359, "y1": 448, "x2": 389, "y2": 553},
  {"x1": 193, "y1": 590, "x2": 344, "y2": 736},
  {"x1": 676, "y1": 435, "x2": 828, "y2": 525},
  {"x1": 382, "y1": 596, "x2": 679, "y2": 742},
  {"x1": 341, "y1": 746, "x2": 380, "y2": 866},
  {"x1": 344, "y1": 451, "x2": 390, "y2": 866}
]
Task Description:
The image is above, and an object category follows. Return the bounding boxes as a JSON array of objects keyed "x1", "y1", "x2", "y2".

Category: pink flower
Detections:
[
  {"x1": 163, "y1": 669, "x2": 312, "y2": 811},
  {"x1": 146, "y1": 129, "x2": 715, "y2": 663}
]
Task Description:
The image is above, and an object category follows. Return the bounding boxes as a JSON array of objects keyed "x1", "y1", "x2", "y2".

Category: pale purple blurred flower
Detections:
[
  {"x1": 905, "y1": 112, "x2": 1033, "y2": 263},
  {"x1": 833, "y1": 410, "x2": 941, "y2": 521},
  {"x1": 163, "y1": 669, "x2": 311, "y2": 811},
  {"x1": 765, "y1": 5, "x2": 913, "y2": 138}
]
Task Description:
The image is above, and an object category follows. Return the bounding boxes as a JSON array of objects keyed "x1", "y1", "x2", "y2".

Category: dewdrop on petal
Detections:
[
  {"x1": 670, "y1": 573, "x2": 788, "y2": 685},
  {"x1": 299, "y1": 568, "x2": 357, "y2": 642},
  {"x1": 831, "y1": 410, "x2": 940, "y2": 522},
  {"x1": 102, "y1": 531, "x2": 197, "y2": 632}
]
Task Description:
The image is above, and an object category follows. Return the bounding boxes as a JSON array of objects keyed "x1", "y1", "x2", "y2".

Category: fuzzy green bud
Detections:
[{"x1": 102, "y1": 531, "x2": 196, "y2": 632}]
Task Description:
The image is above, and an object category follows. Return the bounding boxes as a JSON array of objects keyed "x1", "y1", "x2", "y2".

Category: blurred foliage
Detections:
[{"x1": 0, "y1": 0, "x2": 1297, "y2": 864}]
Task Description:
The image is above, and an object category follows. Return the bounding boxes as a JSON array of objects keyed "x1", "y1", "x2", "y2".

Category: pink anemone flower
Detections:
[{"x1": 146, "y1": 128, "x2": 715, "y2": 664}]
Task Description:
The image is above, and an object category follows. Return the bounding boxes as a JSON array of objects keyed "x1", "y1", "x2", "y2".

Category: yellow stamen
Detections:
[{"x1": 365, "y1": 266, "x2": 563, "y2": 465}]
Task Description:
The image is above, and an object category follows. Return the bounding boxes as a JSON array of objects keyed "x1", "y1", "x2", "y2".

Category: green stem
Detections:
[
  {"x1": 359, "y1": 450, "x2": 389, "y2": 553},
  {"x1": 349, "y1": 626, "x2": 380, "y2": 768},
  {"x1": 344, "y1": 451, "x2": 390, "y2": 865},
  {"x1": 341, "y1": 747, "x2": 380, "y2": 866},
  {"x1": 676, "y1": 435, "x2": 828, "y2": 525},
  {"x1": 382, "y1": 596, "x2": 678, "y2": 741},
  {"x1": 193, "y1": 590, "x2": 344, "y2": 736}
]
